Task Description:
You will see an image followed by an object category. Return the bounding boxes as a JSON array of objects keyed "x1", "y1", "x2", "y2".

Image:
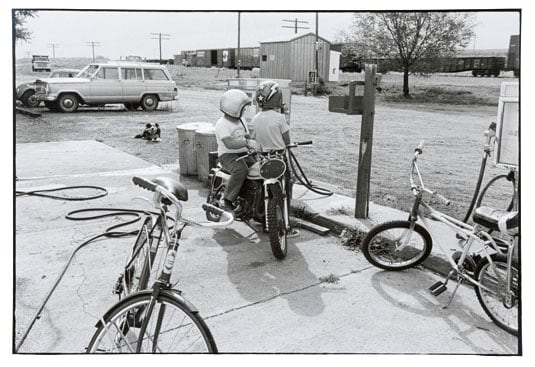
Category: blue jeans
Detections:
[{"x1": 218, "y1": 153, "x2": 256, "y2": 202}]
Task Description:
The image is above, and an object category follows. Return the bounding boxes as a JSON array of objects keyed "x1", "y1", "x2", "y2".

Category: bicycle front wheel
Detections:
[
  {"x1": 475, "y1": 253, "x2": 519, "y2": 336},
  {"x1": 87, "y1": 292, "x2": 217, "y2": 353},
  {"x1": 361, "y1": 220, "x2": 432, "y2": 271}
]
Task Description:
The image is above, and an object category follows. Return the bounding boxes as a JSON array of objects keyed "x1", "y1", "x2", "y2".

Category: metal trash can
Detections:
[
  {"x1": 176, "y1": 122, "x2": 213, "y2": 176},
  {"x1": 195, "y1": 126, "x2": 218, "y2": 183}
]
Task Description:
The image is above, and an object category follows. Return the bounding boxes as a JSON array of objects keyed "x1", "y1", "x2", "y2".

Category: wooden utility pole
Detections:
[
  {"x1": 314, "y1": 12, "x2": 319, "y2": 95},
  {"x1": 48, "y1": 43, "x2": 59, "y2": 58},
  {"x1": 150, "y1": 32, "x2": 170, "y2": 63},
  {"x1": 237, "y1": 12, "x2": 241, "y2": 78},
  {"x1": 355, "y1": 64, "x2": 377, "y2": 218},
  {"x1": 282, "y1": 18, "x2": 309, "y2": 33},
  {"x1": 85, "y1": 41, "x2": 100, "y2": 61}
]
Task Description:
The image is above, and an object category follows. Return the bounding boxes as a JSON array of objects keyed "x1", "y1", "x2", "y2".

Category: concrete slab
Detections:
[
  {"x1": 16, "y1": 140, "x2": 157, "y2": 179},
  {"x1": 14, "y1": 140, "x2": 519, "y2": 354},
  {"x1": 291, "y1": 183, "x2": 469, "y2": 276}
]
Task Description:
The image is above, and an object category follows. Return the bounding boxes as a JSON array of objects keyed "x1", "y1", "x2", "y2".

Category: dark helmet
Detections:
[
  {"x1": 255, "y1": 80, "x2": 282, "y2": 110},
  {"x1": 220, "y1": 89, "x2": 251, "y2": 119}
]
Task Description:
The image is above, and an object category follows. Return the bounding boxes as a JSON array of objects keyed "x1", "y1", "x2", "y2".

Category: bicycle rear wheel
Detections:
[
  {"x1": 475, "y1": 253, "x2": 519, "y2": 336},
  {"x1": 361, "y1": 220, "x2": 432, "y2": 271},
  {"x1": 87, "y1": 292, "x2": 217, "y2": 353}
]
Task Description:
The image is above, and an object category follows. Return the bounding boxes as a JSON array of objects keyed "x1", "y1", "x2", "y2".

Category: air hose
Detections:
[
  {"x1": 16, "y1": 185, "x2": 108, "y2": 201},
  {"x1": 462, "y1": 122, "x2": 516, "y2": 223},
  {"x1": 15, "y1": 207, "x2": 174, "y2": 352},
  {"x1": 287, "y1": 149, "x2": 333, "y2": 196},
  {"x1": 463, "y1": 146, "x2": 492, "y2": 223}
]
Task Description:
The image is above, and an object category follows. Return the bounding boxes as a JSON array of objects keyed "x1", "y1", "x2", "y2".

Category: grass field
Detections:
[{"x1": 15, "y1": 60, "x2": 517, "y2": 220}]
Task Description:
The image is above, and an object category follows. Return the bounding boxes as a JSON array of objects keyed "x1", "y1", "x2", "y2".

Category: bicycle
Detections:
[
  {"x1": 86, "y1": 175, "x2": 234, "y2": 353},
  {"x1": 360, "y1": 142, "x2": 519, "y2": 335}
]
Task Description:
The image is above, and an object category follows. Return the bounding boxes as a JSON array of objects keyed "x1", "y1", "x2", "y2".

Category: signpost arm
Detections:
[{"x1": 355, "y1": 64, "x2": 377, "y2": 218}]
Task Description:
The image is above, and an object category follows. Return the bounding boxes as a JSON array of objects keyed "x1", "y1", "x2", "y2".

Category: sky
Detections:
[{"x1": 14, "y1": 10, "x2": 520, "y2": 60}]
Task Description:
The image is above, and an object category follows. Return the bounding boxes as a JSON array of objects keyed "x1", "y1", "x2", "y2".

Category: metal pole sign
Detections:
[{"x1": 327, "y1": 64, "x2": 379, "y2": 219}]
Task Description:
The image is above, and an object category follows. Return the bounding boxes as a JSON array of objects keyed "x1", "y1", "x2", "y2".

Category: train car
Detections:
[
  {"x1": 236, "y1": 47, "x2": 260, "y2": 69},
  {"x1": 506, "y1": 35, "x2": 519, "y2": 77},
  {"x1": 217, "y1": 48, "x2": 236, "y2": 68},
  {"x1": 439, "y1": 56, "x2": 505, "y2": 77},
  {"x1": 194, "y1": 49, "x2": 213, "y2": 67}
]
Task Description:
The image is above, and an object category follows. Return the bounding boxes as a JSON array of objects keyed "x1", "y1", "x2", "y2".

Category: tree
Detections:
[
  {"x1": 14, "y1": 10, "x2": 37, "y2": 42},
  {"x1": 341, "y1": 12, "x2": 475, "y2": 97}
]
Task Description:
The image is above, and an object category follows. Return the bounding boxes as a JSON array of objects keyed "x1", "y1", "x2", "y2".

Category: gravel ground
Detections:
[{"x1": 15, "y1": 84, "x2": 515, "y2": 220}]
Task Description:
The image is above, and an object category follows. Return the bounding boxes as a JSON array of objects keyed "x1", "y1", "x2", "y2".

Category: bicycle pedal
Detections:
[{"x1": 429, "y1": 281, "x2": 447, "y2": 296}]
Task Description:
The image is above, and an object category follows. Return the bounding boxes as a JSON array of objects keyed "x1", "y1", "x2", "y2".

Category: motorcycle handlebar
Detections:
[{"x1": 287, "y1": 140, "x2": 313, "y2": 148}]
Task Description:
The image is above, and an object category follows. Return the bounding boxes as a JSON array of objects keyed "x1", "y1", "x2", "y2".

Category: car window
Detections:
[
  {"x1": 78, "y1": 65, "x2": 99, "y2": 78},
  {"x1": 95, "y1": 67, "x2": 119, "y2": 80},
  {"x1": 122, "y1": 68, "x2": 142, "y2": 80},
  {"x1": 143, "y1": 68, "x2": 168, "y2": 81}
]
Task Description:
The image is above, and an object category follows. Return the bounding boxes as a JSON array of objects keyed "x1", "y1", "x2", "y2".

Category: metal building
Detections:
[{"x1": 259, "y1": 33, "x2": 334, "y2": 82}]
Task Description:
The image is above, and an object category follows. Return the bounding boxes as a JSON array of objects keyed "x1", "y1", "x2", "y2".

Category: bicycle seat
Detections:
[
  {"x1": 152, "y1": 176, "x2": 188, "y2": 202},
  {"x1": 473, "y1": 206, "x2": 518, "y2": 233}
]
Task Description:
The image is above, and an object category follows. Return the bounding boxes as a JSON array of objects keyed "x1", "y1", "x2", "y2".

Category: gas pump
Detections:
[{"x1": 464, "y1": 82, "x2": 518, "y2": 222}]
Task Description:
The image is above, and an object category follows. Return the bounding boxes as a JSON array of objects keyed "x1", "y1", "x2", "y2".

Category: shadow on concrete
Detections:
[
  {"x1": 212, "y1": 228, "x2": 326, "y2": 318},
  {"x1": 369, "y1": 270, "x2": 518, "y2": 354}
]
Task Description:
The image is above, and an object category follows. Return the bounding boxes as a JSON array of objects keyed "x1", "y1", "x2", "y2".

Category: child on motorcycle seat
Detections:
[
  {"x1": 215, "y1": 89, "x2": 259, "y2": 212},
  {"x1": 251, "y1": 80, "x2": 298, "y2": 237},
  {"x1": 251, "y1": 80, "x2": 290, "y2": 151}
]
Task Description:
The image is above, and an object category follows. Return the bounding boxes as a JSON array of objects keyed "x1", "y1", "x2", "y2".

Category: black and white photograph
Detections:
[{"x1": 7, "y1": 0, "x2": 527, "y2": 361}]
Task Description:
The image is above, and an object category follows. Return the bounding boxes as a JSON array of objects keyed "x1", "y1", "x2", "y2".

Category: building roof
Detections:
[{"x1": 260, "y1": 32, "x2": 331, "y2": 45}]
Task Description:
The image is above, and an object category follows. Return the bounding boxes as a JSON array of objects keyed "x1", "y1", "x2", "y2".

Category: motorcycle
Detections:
[{"x1": 206, "y1": 141, "x2": 312, "y2": 259}]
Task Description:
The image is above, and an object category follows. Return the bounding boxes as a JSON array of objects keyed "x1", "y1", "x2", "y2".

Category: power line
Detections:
[
  {"x1": 150, "y1": 32, "x2": 171, "y2": 63},
  {"x1": 282, "y1": 18, "x2": 310, "y2": 34},
  {"x1": 48, "y1": 43, "x2": 59, "y2": 58},
  {"x1": 85, "y1": 41, "x2": 101, "y2": 61}
]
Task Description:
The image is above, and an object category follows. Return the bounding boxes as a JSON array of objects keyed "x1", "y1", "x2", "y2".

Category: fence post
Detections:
[{"x1": 355, "y1": 64, "x2": 377, "y2": 218}]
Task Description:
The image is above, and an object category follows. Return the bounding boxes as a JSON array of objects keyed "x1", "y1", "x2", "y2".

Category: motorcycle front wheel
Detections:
[{"x1": 266, "y1": 184, "x2": 287, "y2": 259}]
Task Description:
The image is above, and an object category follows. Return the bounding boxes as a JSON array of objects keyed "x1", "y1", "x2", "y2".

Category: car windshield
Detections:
[{"x1": 77, "y1": 65, "x2": 100, "y2": 78}]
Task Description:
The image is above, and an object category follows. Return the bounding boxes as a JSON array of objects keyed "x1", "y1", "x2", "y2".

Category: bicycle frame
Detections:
[{"x1": 409, "y1": 150, "x2": 517, "y2": 299}]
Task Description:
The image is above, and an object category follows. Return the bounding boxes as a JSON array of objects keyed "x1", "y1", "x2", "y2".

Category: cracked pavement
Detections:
[{"x1": 14, "y1": 141, "x2": 519, "y2": 354}]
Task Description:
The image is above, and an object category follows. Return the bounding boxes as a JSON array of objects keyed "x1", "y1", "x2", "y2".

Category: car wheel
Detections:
[
  {"x1": 57, "y1": 93, "x2": 79, "y2": 113},
  {"x1": 140, "y1": 95, "x2": 159, "y2": 111},
  {"x1": 124, "y1": 103, "x2": 140, "y2": 111},
  {"x1": 22, "y1": 90, "x2": 40, "y2": 108}
]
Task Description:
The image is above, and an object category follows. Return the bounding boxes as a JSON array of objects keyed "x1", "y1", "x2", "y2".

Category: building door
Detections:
[{"x1": 328, "y1": 51, "x2": 341, "y2": 82}]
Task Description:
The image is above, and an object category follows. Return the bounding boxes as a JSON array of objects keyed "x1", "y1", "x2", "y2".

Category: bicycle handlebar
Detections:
[
  {"x1": 409, "y1": 141, "x2": 450, "y2": 206},
  {"x1": 414, "y1": 140, "x2": 424, "y2": 157},
  {"x1": 133, "y1": 176, "x2": 234, "y2": 227},
  {"x1": 180, "y1": 204, "x2": 234, "y2": 228}
]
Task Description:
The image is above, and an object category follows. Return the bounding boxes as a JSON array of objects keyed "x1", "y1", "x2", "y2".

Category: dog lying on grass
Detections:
[{"x1": 134, "y1": 123, "x2": 161, "y2": 142}]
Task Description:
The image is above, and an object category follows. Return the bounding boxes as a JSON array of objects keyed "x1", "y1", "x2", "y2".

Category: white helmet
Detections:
[{"x1": 220, "y1": 89, "x2": 251, "y2": 119}]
